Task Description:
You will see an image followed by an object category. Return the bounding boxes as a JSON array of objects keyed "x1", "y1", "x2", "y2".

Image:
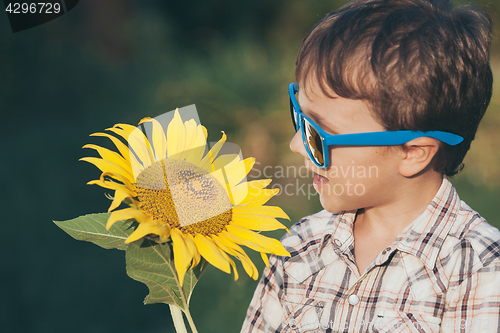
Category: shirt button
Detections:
[
  {"x1": 333, "y1": 239, "x2": 342, "y2": 247},
  {"x1": 382, "y1": 247, "x2": 391, "y2": 255},
  {"x1": 348, "y1": 294, "x2": 359, "y2": 305}
]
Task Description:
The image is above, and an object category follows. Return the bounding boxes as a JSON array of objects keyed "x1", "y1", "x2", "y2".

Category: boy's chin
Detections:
[{"x1": 319, "y1": 195, "x2": 361, "y2": 214}]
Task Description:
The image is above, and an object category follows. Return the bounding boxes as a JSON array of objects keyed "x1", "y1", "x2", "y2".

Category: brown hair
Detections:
[{"x1": 295, "y1": 0, "x2": 493, "y2": 176}]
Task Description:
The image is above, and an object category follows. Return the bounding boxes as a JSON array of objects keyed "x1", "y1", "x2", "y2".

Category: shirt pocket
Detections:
[
  {"x1": 373, "y1": 310, "x2": 442, "y2": 333},
  {"x1": 282, "y1": 298, "x2": 329, "y2": 333},
  {"x1": 401, "y1": 254, "x2": 446, "y2": 301}
]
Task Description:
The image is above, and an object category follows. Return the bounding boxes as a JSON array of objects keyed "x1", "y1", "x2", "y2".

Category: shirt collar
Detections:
[
  {"x1": 320, "y1": 177, "x2": 459, "y2": 270},
  {"x1": 318, "y1": 210, "x2": 356, "y2": 259},
  {"x1": 393, "y1": 177, "x2": 459, "y2": 269}
]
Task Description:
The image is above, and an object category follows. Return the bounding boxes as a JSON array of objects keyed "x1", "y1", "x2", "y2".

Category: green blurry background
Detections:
[{"x1": 1, "y1": 0, "x2": 499, "y2": 332}]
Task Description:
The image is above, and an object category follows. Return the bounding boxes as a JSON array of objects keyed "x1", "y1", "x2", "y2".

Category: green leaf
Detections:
[
  {"x1": 53, "y1": 212, "x2": 133, "y2": 250},
  {"x1": 125, "y1": 239, "x2": 206, "y2": 311}
]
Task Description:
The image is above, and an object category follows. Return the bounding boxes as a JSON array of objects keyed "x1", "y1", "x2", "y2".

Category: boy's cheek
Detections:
[{"x1": 316, "y1": 175, "x2": 392, "y2": 213}]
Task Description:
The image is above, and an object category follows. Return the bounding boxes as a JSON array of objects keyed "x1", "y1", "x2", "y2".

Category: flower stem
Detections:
[
  {"x1": 169, "y1": 304, "x2": 198, "y2": 333},
  {"x1": 184, "y1": 308, "x2": 199, "y2": 333},
  {"x1": 169, "y1": 305, "x2": 188, "y2": 333}
]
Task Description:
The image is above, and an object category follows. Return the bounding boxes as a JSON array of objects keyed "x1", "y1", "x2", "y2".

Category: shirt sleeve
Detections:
[
  {"x1": 240, "y1": 254, "x2": 286, "y2": 333},
  {"x1": 441, "y1": 258, "x2": 500, "y2": 332}
]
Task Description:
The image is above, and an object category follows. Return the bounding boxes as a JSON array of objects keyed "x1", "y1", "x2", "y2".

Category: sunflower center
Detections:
[{"x1": 135, "y1": 158, "x2": 232, "y2": 236}]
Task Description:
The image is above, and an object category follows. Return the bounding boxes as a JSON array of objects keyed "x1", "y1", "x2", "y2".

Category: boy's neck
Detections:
[{"x1": 355, "y1": 171, "x2": 444, "y2": 241}]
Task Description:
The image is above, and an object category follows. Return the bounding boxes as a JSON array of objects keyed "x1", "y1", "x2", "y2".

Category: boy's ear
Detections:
[{"x1": 398, "y1": 137, "x2": 440, "y2": 177}]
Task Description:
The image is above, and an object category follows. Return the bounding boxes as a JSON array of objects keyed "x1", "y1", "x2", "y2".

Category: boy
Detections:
[{"x1": 241, "y1": 0, "x2": 500, "y2": 332}]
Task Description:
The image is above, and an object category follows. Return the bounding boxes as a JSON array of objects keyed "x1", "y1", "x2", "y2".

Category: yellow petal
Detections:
[
  {"x1": 240, "y1": 252, "x2": 259, "y2": 280},
  {"x1": 140, "y1": 118, "x2": 168, "y2": 160},
  {"x1": 182, "y1": 119, "x2": 197, "y2": 152},
  {"x1": 213, "y1": 154, "x2": 240, "y2": 171},
  {"x1": 80, "y1": 157, "x2": 134, "y2": 183},
  {"x1": 202, "y1": 126, "x2": 208, "y2": 140},
  {"x1": 167, "y1": 109, "x2": 186, "y2": 159},
  {"x1": 125, "y1": 221, "x2": 171, "y2": 244},
  {"x1": 210, "y1": 236, "x2": 247, "y2": 281},
  {"x1": 232, "y1": 179, "x2": 274, "y2": 205},
  {"x1": 216, "y1": 233, "x2": 247, "y2": 255},
  {"x1": 100, "y1": 128, "x2": 144, "y2": 175},
  {"x1": 247, "y1": 179, "x2": 273, "y2": 189},
  {"x1": 90, "y1": 132, "x2": 132, "y2": 164},
  {"x1": 82, "y1": 144, "x2": 132, "y2": 175},
  {"x1": 230, "y1": 180, "x2": 278, "y2": 206},
  {"x1": 209, "y1": 169, "x2": 228, "y2": 189},
  {"x1": 138, "y1": 117, "x2": 152, "y2": 124},
  {"x1": 87, "y1": 179, "x2": 134, "y2": 197},
  {"x1": 209, "y1": 156, "x2": 253, "y2": 203},
  {"x1": 216, "y1": 234, "x2": 258, "y2": 279},
  {"x1": 241, "y1": 188, "x2": 279, "y2": 206},
  {"x1": 114, "y1": 123, "x2": 150, "y2": 138},
  {"x1": 107, "y1": 126, "x2": 153, "y2": 168},
  {"x1": 171, "y1": 229, "x2": 193, "y2": 287},
  {"x1": 231, "y1": 213, "x2": 288, "y2": 232},
  {"x1": 210, "y1": 237, "x2": 239, "y2": 280},
  {"x1": 108, "y1": 189, "x2": 133, "y2": 212},
  {"x1": 232, "y1": 205, "x2": 290, "y2": 220},
  {"x1": 193, "y1": 234, "x2": 231, "y2": 274},
  {"x1": 107, "y1": 208, "x2": 152, "y2": 229},
  {"x1": 152, "y1": 120, "x2": 168, "y2": 160},
  {"x1": 101, "y1": 171, "x2": 135, "y2": 192},
  {"x1": 244, "y1": 189, "x2": 280, "y2": 207},
  {"x1": 128, "y1": 126, "x2": 155, "y2": 167},
  {"x1": 223, "y1": 157, "x2": 255, "y2": 189},
  {"x1": 261, "y1": 252, "x2": 269, "y2": 270},
  {"x1": 184, "y1": 122, "x2": 207, "y2": 165},
  {"x1": 224, "y1": 225, "x2": 290, "y2": 257},
  {"x1": 223, "y1": 252, "x2": 239, "y2": 281},
  {"x1": 87, "y1": 179, "x2": 135, "y2": 198},
  {"x1": 235, "y1": 179, "x2": 273, "y2": 195},
  {"x1": 87, "y1": 176, "x2": 136, "y2": 198},
  {"x1": 221, "y1": 228, "x2": 268, "y2": 253},
  {"x1": 227, "y1": 181, "x2": 249, "y2": 206},
  {"x1": 199, "y1": 132, "x2": 227, "y2": 171},
  {"x1": 184, "y1": 234, "x2": 201, "y2": 267}
]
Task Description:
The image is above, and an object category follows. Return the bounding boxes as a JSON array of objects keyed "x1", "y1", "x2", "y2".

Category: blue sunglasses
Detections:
[{"x1": 289, "y1": 83, "x2": 464, "y2": 169}]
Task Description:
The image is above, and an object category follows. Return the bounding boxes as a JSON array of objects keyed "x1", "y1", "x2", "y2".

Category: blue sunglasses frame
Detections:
[{"x1": 289, "y1": 83, "x2": 464, "y2": 169}]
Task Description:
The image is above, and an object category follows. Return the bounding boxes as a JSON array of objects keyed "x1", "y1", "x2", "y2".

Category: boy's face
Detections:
[{"x1": 290, "y1": 80, "x2": 404, "y2": 213}]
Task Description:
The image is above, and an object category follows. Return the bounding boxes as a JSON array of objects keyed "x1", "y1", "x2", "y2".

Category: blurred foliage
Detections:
[{"x1": 1, "y1": 0, "x2": 499, "y2": 332}]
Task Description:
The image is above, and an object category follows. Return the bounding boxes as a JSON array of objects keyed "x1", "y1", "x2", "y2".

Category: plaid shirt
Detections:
[{"x1": 241, "y1": 178, "x2": 500, "y2": 332}]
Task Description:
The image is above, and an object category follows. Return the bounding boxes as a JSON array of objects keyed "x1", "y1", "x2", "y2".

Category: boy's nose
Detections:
[{"x1": 290, "y1": 130, "x2": 309, "y2": 159}]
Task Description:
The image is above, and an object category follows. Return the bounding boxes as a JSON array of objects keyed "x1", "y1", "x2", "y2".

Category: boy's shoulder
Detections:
[
  {"x1": 278, "y1": 209, "x2": 341, "y2": 283},
  {"x1": 280, "y1": 209, "x2": 338, "y2": 251},
  {"x1": 443, "y1": 198, "x2": 500, "y2": 270}
]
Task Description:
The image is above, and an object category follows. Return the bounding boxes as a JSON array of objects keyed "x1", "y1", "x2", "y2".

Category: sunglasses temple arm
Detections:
[{"x1": 324, "y1": 131, "x2": 463, "y2": 146}]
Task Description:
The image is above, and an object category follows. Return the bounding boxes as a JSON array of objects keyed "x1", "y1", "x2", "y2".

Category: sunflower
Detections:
[{"x1": 81, "y1": 109, "x2": 290, "y2": 285}]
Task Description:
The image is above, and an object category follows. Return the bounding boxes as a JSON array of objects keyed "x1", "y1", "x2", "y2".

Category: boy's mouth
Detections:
[{"x1": 313, "y1": 173, "x2": 329, "y2": 185}]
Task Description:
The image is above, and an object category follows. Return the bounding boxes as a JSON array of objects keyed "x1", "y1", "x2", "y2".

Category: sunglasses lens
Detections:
[
  {"x1": 302, "y1": 118, "x2": 325, "y2": 167},
  {"x1": 290, "y1": 100, "x2": 299, "y2": 132}
]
